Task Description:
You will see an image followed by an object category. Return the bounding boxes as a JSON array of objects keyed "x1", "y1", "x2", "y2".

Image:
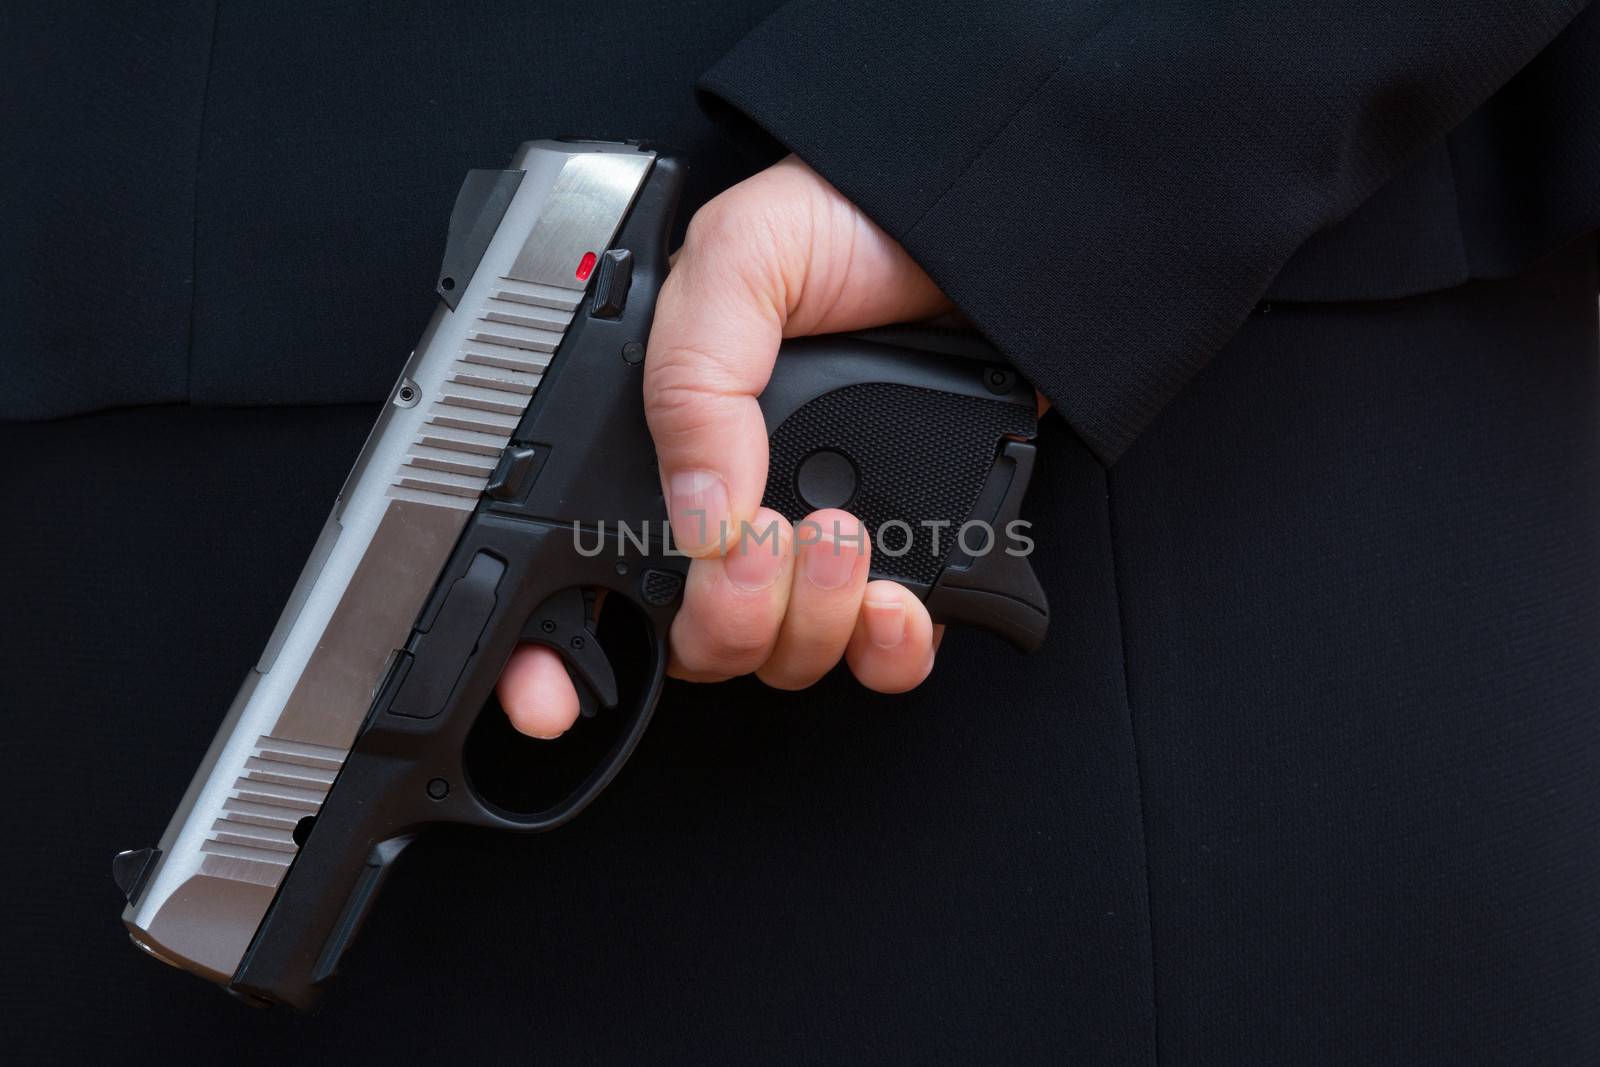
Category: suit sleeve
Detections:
[{"x1": 699, "y1": 0, "x2": 1592, "y2": 461}]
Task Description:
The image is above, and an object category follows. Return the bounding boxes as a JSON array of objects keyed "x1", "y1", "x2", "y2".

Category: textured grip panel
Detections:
[{"x1": 763, "y1": 382, "x2": 1036, "y2": 586}]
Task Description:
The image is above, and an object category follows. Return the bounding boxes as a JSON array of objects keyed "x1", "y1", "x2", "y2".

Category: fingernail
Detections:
[
  {"x1": 725, "y1": 523, "x2": 785, "y2": 590},
  {"x1": 863, "y1": 599, "x2": 905, "y2": 648},
  {"x1": 668, "y1": 469, "x2": 730, "y2": 556},
  {"x1": 801, "y1": 526, "x2": 861, "y2": 591}
]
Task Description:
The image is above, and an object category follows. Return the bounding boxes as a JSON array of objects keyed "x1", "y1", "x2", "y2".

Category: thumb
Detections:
[{"x1": 644, "y1": 156, "x2": 949, "y2": 557}]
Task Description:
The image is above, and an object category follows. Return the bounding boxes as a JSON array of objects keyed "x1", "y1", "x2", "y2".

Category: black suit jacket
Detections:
[
  {"x1": 701, "y1": 0, "x2": 1600, "y2": 459},
  {"x1": 7, "y1": 2, "x2": 1597, "y2": 456},
  {"x1": 3, "y1": 3, "x2": 1598, "y2": 1064}
]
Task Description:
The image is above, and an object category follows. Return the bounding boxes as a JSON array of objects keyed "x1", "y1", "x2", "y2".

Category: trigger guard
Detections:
[{"x1": 521, "y1": 587, "x2": 619, "y2": 711}]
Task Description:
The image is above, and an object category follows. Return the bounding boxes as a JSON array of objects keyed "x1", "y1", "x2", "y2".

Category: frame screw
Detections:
[
  {"x1": 984, "y1": 367, "x2": 1015, "y2": 394},
  {"x1": 426, "y1": 778, "x2": 449, "y2": 800}
]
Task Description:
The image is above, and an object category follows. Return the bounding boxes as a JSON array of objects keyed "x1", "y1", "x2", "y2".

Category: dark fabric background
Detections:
[
  {"x1": 1, "y1": 0, "x2": 779, "y2": 418},
  {"x1": 3, "y1": 2, "x2": 1600, "y2": 1063},
  {"x1": 1109, "y1": 240, "x2": 1600, "y2": 1062}
]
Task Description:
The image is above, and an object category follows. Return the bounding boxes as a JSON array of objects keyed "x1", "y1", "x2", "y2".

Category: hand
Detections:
[{"x1": 498, "y1": 156, "x2": 952, "y2": 738}]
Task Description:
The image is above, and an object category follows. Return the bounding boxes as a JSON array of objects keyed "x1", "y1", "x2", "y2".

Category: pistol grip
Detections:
[{"x1": 759, "y1": 333, "x2": 1049, "y2": 650}]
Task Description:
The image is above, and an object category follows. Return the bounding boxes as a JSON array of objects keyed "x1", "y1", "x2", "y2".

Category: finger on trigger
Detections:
[{"x1": 497, "y1": 644, "x2": 580, "y2": 739}]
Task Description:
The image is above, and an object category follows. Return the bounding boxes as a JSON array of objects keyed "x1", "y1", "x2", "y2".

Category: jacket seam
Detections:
[{"x1": 1103, "y1": 462, "x2": 1164, "y2": 1067}]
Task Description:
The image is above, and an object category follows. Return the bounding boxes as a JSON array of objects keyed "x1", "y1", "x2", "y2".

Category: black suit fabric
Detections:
[{"x1": 701, "y1": 0, "x2": 1600, "y2": 460}]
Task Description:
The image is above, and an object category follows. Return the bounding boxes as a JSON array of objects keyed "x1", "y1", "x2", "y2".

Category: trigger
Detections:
[{"x1": 523, "y1": 588, "x2": 619, "y2": 715}]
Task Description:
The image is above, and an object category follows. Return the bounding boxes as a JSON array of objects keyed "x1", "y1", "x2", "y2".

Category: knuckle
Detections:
[
  {"x1": 646, "y1": 339, "x2": 744, "y2": 394},
  {"x1": 645, "y1": 358, "x2": 731, "y2": 418},
  {"x1": 680, "y1": 187, "x2": 808, "y2": 294},
  {"x1": 671, "y1": 650, "x2": 727, "y2": 682},
  {"x1": 702, "y1": 615, "x2": 775, "y2": 664},
  {"x1": 707, "y1": 635, "x2": 773, "y2": 675},
  {"x1": 676, "y1": 619, "x2": 774, "y2": 677},
  {"x1": 756, "y1": 641, "x2": 837, "y2": 692},
  {"x1": 755, "y1": 662, "x2": 822, "y2": 692},
  {"x1": 683, "y1": 196, "x2": 741, "y2": 252},
  {"x1": 670, "y1": 638, "x2": 725, "y2": 679},
  {"x1": 846, "y1": 652, "x2": 928, "y2": 697},
  {"x1": 684, "y1": 188, "x2": 792, "y2": 256}
]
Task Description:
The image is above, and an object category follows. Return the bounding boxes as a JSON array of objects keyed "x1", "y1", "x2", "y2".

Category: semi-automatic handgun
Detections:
[{"x1": 115, "y1": 140, "x2": 1050, "y2": 1009}]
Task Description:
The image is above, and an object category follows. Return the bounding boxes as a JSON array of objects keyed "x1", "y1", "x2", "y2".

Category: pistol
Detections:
[{"x1": 115, "y1": 140, "x2": 1049, "y2": 1009}]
